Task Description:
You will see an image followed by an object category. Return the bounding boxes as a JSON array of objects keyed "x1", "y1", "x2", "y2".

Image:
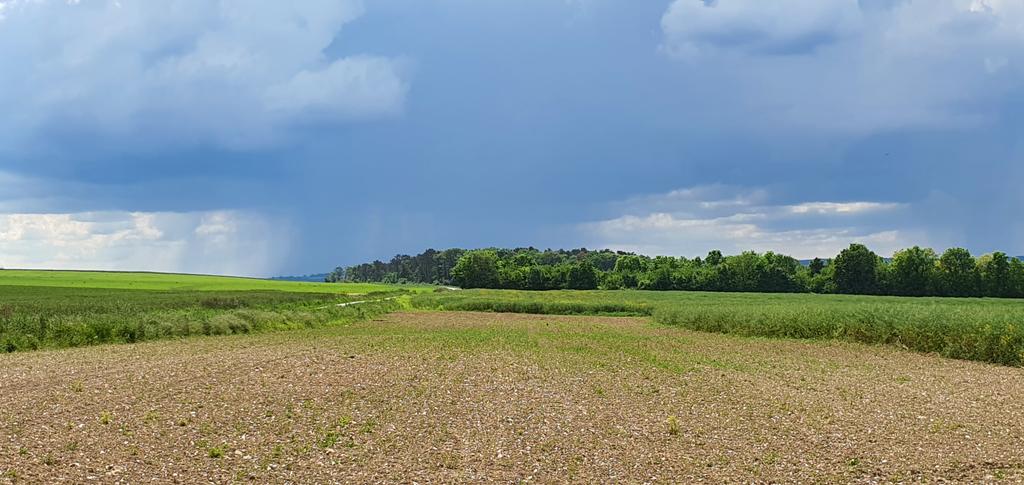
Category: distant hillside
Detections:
[{"x1": 269, "y1": 273, "x2": 329, "y2": 282}]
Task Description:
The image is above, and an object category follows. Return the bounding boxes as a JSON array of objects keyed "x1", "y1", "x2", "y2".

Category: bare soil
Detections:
[{"x1": 2, "y1": 311, "x2": 1023, "y2": 483}]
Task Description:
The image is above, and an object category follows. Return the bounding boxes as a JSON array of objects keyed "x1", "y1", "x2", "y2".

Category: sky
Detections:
[{"x1": 1, "y1": 0, "x2": 1022, "y2": 276}]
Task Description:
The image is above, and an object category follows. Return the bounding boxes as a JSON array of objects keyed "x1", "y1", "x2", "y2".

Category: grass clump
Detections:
[
  {"x1": 666, "y1": 415, "x2": 680, "y2": 436},
  {"x1": 318, "y1": 431, "x2": 340, "y2": 449},
  {"x1": 207, "y1": 444, "x2": 226, "y2": 458}
]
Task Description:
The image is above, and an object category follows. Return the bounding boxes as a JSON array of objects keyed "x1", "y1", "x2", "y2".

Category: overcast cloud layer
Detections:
[{"x1": 0, "y1": 0, "x2": 1022, "y2": 275}]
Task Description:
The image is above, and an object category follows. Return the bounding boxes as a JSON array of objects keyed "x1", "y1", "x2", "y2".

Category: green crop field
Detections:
[
  {"x1": 0, "y1": 270, "x2": 428, "y2": 352},
  {"x1": 0, "y1": 269, "x2": 433, "y2": 294},
  {"x1": 413, "y1": 289, "x2": 1024, "y2": 366}
]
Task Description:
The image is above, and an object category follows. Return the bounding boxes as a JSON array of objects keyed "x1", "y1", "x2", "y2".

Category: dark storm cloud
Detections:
[{"x1": 1, "y1": 0, "x2": 1022, "y2": 274}]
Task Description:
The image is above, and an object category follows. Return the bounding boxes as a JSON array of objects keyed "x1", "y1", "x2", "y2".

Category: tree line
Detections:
[{"x1": 327, "y1": 244, "x2": 1024, "y2": 298}]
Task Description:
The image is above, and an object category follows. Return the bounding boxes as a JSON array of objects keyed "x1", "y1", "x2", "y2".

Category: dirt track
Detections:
[{"x1": 2, "y1": 311, "x2": 1024, "y2": 483}]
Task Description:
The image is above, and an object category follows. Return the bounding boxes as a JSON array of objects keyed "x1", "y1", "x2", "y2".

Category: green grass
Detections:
[
  {"x1": 0, "y1": 284, "x2": 404, "y2": 352},
  {"x1": 0, "y1": 269, "x2": 434, "y2": 294},
  {"x1": 0, "y1": 269, "x2": 432, "y2": 352},
  {"x1": 412, "y1": 289, "x2": 1024, "y2": 366}
]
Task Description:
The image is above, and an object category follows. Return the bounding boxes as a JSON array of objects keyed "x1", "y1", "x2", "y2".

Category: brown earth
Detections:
[{"x1": 2, "y1": 311, "x2": 1023, "y2": 483}]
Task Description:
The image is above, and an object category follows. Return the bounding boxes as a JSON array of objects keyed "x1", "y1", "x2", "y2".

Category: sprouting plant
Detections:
[
  {"x1": 208, "y1": 444, "x2": 226, "y2": 459},
  {"x1": 666, "y1": 415, "x2": 680, "y2": 436},
  {"x1": 318, "y1": 431, "x2": 340, "y2": 449},
  {"x1": 440, "y1": 452, "x2": 460, "y2": 470},
  {"x1": 142, "y1": 410, "x2": 160, "y2": 424},
  {"x1": 99, "y1": 411, "x2": 112, "y2": 425}
]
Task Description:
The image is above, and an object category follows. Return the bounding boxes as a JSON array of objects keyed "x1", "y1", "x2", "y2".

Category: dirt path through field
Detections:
[{"x1": 2, "y1": 311, "x2": 1023, "y2": 483}]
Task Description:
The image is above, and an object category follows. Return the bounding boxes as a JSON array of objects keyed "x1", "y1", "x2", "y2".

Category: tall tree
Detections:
[
  {"x1": 757, "y1": 251, "x2": 802, "y2": 293},
  {"x1": 704, "y1": 250, "x2": 724, "y2": 266},
  {"x1": 566, "y1": 260, "x2": 599, "y2": 290},
  {"x1": 808, "y1": 257, "x2": 826, "y2": 276},
  {"x1": 1010, "y1": 258, "x2": 1024, "y2": 298},
  {"x1": 832, "y1": 244, "x2": 881, "y2": 294},
  {"x1": 450, "y1": 250, "x2": 500, "y2": 289},
  {"x1": 937, "y1": 247, "x2": 977, "y2": 296},
  {"x1": 889, "y1": 246, "x2": 938, "y2": 296},
  {"x1": 978, "y1": 252, "x2": 1011, "y2": 297},
  {"x1": 613, "y1": 254, "x2": 646, "y2": 289}
]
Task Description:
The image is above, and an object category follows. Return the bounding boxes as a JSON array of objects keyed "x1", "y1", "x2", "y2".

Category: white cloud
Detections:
[
  {"x1": 659, "y1": 0, "x2": 1024, "y2": 135},
  {"x1": 787, "y1": 201, "x2": 900, "y2": 215},
  {"x1": 0, "y1": 210, "x2": 286, "y2": 276},
  {"x1": 0, "y1": 0, "x2": 408, "y2": 149},
  {"x1": 580, "y1": 185, "x2": 917, "y2": 258}
]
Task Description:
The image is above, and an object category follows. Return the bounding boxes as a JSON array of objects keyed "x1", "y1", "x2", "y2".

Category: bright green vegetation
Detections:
[
  {"x1": 0, "y1": 269, "x2": 429, "y2": 352},
  {"x1": 0, "y1": 284, "x2": 405, "y2": 352},
  {"x1": 413, "y1": 289, "x2": 1024, "y2": 366},
  {"x1": 0, "y1": 269, "x2": 433, "y2": 294}
]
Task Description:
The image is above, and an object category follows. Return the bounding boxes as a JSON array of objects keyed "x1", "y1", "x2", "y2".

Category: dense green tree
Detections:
[
  {"x1": 978, "y1": 252, "x2": 1011, "y2": 297},
  {"x1": 523, "y1": 265, "x2": 554, "y2": 290},
  {"x1": 704, "y1": 250, "x2": 724, "y2": 266},
  {"x1": 1009, "y1": 258, "x2": 1024, "y2": 298},
  {"x1": 510, "y1": 252, "x2": 537, "y2": 268},
  {"x1": 808, "y1": 264, "x2": 835, "y2": 293},
  {"x1": 723, "y1": 251, "x2": 761, "y2": 292},
  {"x1": 599, "y1": 271, "x2": 625, "y2": 290},
  {"x1": 566, "y1": 260, "x2": 599, "y2": 290},
  {"x1": 498, "y1": 265, "x2": 526, "y2": 290},
  {"x1": 937, "y1": 247, "x2": 977, "y2": 296},
  {"x1": 889, "y1": 246, "x2": 938, "y2": 296},
  {"x1": 324, "y1": 266, "x2": 346, "y2": 283},
  {"x1": 587, "y1": 251, "x2": 620, "y2": 272},
  {"x1": 433, "y1": 249, "x2": 466, "y2": 284},
  {"x1": 757, "y1": 252, "x2": 803, "y2": 293},
  {"x1": 639, "y1": 266, "x2": 674, "y2": 290},
  {"x1": 808, "y1": 258, "x2": 826, "y2": 276},
  {"x1": 832, "y1": 244, "x2": 881, "y2": 294},
  {"x1": 450, "y1": 250, "x2": 500, "y2": 289},
  {"x1": 671, "y1": 264, "x2": 698, "y2": 291},
  {"x1": 613, "y1": 255, "x2": 646, "y2": 274},
  {"x1": 612, "y1": 255, "x2": 646, "y2": 289}
]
